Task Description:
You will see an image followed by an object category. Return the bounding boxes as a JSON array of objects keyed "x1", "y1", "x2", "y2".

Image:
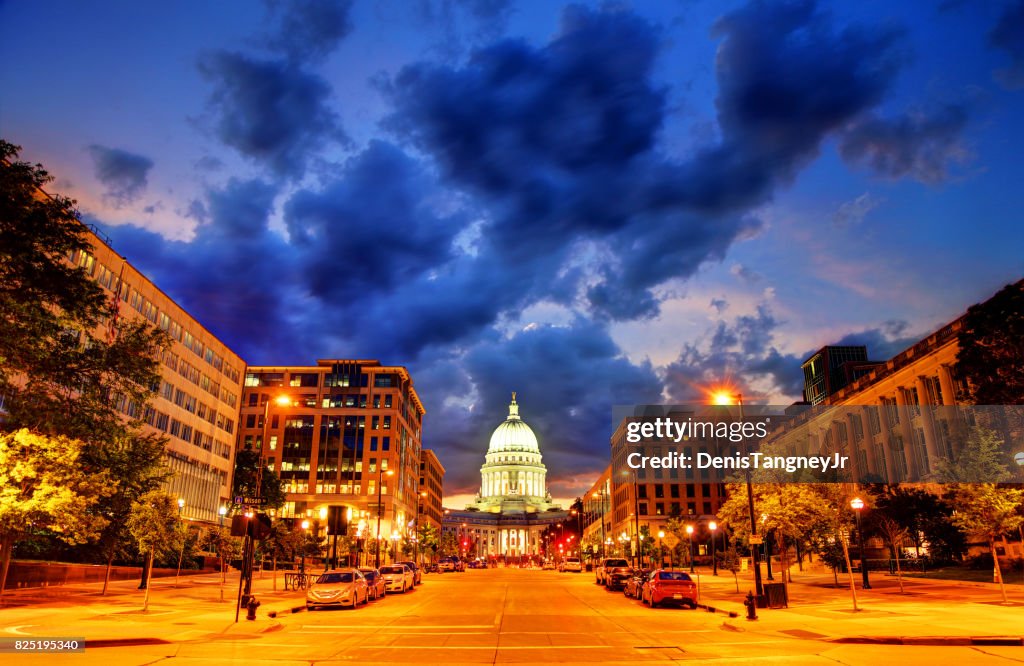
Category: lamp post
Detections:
[
  {"x1": 686, "y1": 524, "x2": 695, "y2": 573},
  {"x1": 850, "y1": 497, "x2": 871, "y2": 589},
  {"x1": 175, "y1": 499, "x2": 187, "y2": 587},
  {"x1": 375, "y1": 468, "x2": 395, "y2": 568},
  {"x1": 318, "y1": 507, "x2": 328, "y2": 571},
  {"x1": 712, "y1": 390, "x2": 763, "y2": 601},
  {"x1": 709, "y1": 521, "x2": 719, "y2": 576},
  {"x1": 300, "y1": 519, "x2": 310, "y2": 573},
  {"x1": 594, "y1": 489, "x2": 609, "y2": 558},
  {"x1": 658, "y1": 530, "x2": 665, "y2": 569},
  {"x1": 415, "y1": 491, "x2": 427, "y2": 565},
  {"x1": 217, "y1": 505, "x2": 228, "y2": 600}
]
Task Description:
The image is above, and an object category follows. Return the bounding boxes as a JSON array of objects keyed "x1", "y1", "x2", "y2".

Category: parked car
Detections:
[
  {"x1": 542, "y1": 560, "x2": 556, "y2": 570},
  {"x1": 397, "y1": 561, "x2": 423, "y2": 585},
  {"x1": 425, "y1": 562, "x2": 440, "y2": 573},
  {"x1": 595, "y1": 558, "x2": 630, "y2": 587},
  {"x1": 379, "y1": 564, "x2": 416, "y2": 593},
  {"x1": 306, "y1": 568, "x2": 368, "y2": 610},
  {"x1": 358, "y1": 567, "x2": 387, "y2": 600},
  {"x1": 641, "y1": 569, "x2": 698, "y2": 608},
  {"x1": 561, "y1": 556, "x2": 582, "y2": 573},
  {"x1": 623, "y1": 569, "x2": 652, "y2": 599}
]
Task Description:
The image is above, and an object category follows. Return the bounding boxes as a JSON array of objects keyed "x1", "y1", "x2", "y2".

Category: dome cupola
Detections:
[{"x1": 487, "y1": 392, "x2": 540, "y2": 453}]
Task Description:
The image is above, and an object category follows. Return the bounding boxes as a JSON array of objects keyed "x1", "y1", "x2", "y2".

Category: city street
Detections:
[{"x1": 3, "y1": 566, "x2": 1023, "y2": 665}]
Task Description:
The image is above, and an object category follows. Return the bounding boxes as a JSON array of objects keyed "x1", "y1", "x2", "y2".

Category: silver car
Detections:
[
  {"x1": 306, "y1": 568, "x2": 369, "y2": 610},
  {"x1": 379, "y1": 564, "x2": 415, "y2": 593}
]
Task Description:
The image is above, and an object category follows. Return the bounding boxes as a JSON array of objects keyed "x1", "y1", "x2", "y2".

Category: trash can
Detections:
[{"x1": 763, "y1": 582, "x2": 788, "y2": 609}]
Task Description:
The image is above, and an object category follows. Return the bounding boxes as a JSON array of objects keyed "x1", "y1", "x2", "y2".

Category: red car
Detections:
[{"x1": 641, "y1": 570, "x2": 697, "y2": 608}]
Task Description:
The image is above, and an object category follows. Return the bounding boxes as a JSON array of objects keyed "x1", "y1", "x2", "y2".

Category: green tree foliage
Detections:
[
  {"x1": 231, "y1": 449, "x2": 287, "y2": 510},
  {"x1": 956, "y1": 280, "x2": 1024, "y2": 404},
  {"x1": 869, "y1": 485, "x2": 966, "y2": 560},
  {"x1": 947, "y1": 483, "x2": 1024, "y2": 603},
  {"x1": 0, "y1": 429, "x2": 114, "y2": 594},
  {"x1": 85, "y1": 431, "x2": 172, "y2": 594},
  {"x1": 417, "y1": 522, "x2": 439, "y2": 561},
  {"x1": 127, "y1": 490, "x2": 186, "y2": 611},
  {"x1": 930, "y1": 426, "x2": 1012, "y2": 483},
  {"x1": 0, "y1": 141, "x2": 168, "y2": 444}
]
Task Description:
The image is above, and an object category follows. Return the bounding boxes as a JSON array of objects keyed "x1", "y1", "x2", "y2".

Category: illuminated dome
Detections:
[{"x1": 487, "y1": 393, "x2": 540, "y2": 453}]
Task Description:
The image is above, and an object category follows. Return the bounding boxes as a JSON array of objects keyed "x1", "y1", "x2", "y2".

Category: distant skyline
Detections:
[{"x1": 3, "y1": 0, "x2": 1023, "y2": 503}]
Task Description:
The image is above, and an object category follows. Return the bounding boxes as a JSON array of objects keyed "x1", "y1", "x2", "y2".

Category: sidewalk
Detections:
[
  {"x1": 689, "y1": 563, "x2": 1024, "y2": 646},
  {"x1": 0, "y1": 568, "x2": 306, "y2": 647}
]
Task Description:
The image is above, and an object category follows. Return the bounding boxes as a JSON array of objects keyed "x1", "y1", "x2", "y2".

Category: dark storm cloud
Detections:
[
  {"x1": 831, "y1": 319, "x2": 919, "y2": 363},
  {"x1": 989, "y1": 0, "x2": 1024, "y2": 89},
  {"x1": 689, "y1": 0, "x2": 903, "y2": 206},
  {"x1": 839, "y1": 105, "x2": 971, "y2": 184},
  {"x1": 198, "y1": 51, "x2": 347, "y2": 179},
  {"x1": 264, "y1": 0, "x2": 354, "y2": 64},
  {"x1": 86, "y1": 144, "x2": 154, "y2": 206},
  {"x1": 284, "y1": 141, "x2": 463, "y2": 304}
]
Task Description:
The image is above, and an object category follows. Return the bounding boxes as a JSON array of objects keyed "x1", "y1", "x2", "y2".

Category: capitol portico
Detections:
[{"x1": 442, "y1": 393, "x2": 567, "y2": 559}]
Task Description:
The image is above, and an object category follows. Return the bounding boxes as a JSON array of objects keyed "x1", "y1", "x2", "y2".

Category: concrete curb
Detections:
[
  {"x1": 266, "y1": 603, "x2": 307, "y2": 619},
  {"x1": 85, "y1": 638, "x2": 171, "y2": 649},
  {"x1": 830, "y1": 636, "x2": 1024, "y2": 646},
  {"x1": 696, "y1": 602, "x2": 740, "y2": 618}
]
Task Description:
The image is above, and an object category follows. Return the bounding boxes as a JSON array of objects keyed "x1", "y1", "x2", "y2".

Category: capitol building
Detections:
[{"x1": 442, "y1": 393, "x2": 567, "y2": 559}]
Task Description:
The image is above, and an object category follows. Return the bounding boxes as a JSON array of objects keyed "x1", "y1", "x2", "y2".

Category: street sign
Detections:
[
  {"x1": 662, "y1": 533, "x2": 680, "y2": 549},
  {"x1": 234, "y1": 496, "x2": 267, "y2": 505},
  {"x1": 749, "y1": 535, "x2": 763, "y2": 545}
]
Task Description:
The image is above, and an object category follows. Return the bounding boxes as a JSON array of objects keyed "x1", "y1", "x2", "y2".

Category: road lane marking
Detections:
[{"x1": 4, "y1": 626, "x2": 35, "y2": 635}]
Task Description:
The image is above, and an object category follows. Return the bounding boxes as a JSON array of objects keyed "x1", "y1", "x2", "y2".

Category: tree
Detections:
[
  {"x1": 931, "y1": 426, "x2": 1012, "y2": 483},
  {"x1": 1, "y1": 142, "x2": 168, "y2": 445},
  {"x1": 956, "y1": 280, "x2": 1024, "y2": 404},
  {"x1": 0, "y1": 429, "x2": 114, "y2": 595},
  {"x1": 231, "y1": 449, "x2": 287, "y2": 510},
  {"x1": 869, "y1": 485, "x2": 966, "y2": 560},
  {"x1": 85, "y1": 431, "x2": 171, "y2": 594},
  {"x1": 127, "y1": 490, "x2": 186, "y2": 611},
  {"x1": 876, "y1": 516, "x2": 910, "y2": 593},
  {"x1": 417, "y1": 523, "x2": 439, "y2": 563},
  {"x1": 208, "y1": 527, "x2": 243, "y2": 601},
  {"x1": 947, "y1": 484, "x2": 1024, "y2": 603}
]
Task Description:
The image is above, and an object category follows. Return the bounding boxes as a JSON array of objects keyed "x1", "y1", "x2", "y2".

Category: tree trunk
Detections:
[
  {"x1": 840, "y1": 535, "x2": 859, "y2": 611},
  {"x1": 143, "y1": 550, "x2": 154, "y2": 612},
  {"x1": 102, "y1": 552, "x2": 115, "y2": 596},
  {"x1": 0, "y1": 532, "x2": 15, "y2": 596},
  {"x1": 990, "y1": 537, "x2": 1008, "y2": 604},
  {"x1": 273, "y1": 554, "x2": 278, "y2": 592},
  {"x1": 893, "y1": 541, "x2": 904, "y2": 594}
]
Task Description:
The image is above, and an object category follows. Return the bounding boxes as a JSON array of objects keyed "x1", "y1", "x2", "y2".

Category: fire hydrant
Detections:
[
  {"x1": 743, "y1": 591, "x2": 758, "y2": 621},
  {"x1": 246, "y1": 596, "x2": 260, "y2": 621}
]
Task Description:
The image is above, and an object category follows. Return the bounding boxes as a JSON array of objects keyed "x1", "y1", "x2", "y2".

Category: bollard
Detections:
[
  {"x1": 246, "y1": 596, "x2": 261, "y2": 621},
  {"x1": 743, "y1": 591, "x2": 758, "y2": 621}
]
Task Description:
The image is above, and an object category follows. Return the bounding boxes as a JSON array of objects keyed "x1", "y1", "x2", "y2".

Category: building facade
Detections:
[
  {"x1": 238, "y1": 360, "x2": 425, "y2": 553},
  {"x1": 419, "y1": 449, "x2": 445, "y2": 530},
  {"x1": 443, "y1": 394, "x2": 566, "y2": 559},
  {"x1": 70, "y1": 228, "x2": 245, "y2": 524}
]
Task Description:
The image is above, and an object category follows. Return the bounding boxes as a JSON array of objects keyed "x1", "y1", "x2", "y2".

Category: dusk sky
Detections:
[{"x1": 3, "y1": 0, "x2": 1023, "y2": 506}]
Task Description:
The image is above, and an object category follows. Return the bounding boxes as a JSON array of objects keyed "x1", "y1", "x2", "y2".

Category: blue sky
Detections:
[{"x1": 3, "y1": 0, "x2": 1023, "y2": 504}]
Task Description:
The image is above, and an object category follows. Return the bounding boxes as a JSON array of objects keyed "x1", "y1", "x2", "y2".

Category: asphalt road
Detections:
[{"x1": 5, "y1": 567, "x2": 1022, "y2": 665}]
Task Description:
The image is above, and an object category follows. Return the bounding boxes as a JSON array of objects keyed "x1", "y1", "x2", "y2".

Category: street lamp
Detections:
[
  {"x1": 712, "y1": 390, "x2": 763, "y2": 601},
  {"x1": 685, "y1": 524, "x2": 695, "y2": 573},
  {"x1": 709, "y1": 521, "x2": 719, "y2": 576},
  {"x1": 175, "y1": 499, "x2": 187, "y2": 587},
  {"x1": 300, "y1": 519, "x2": 310, "y2": 574},
  {"x1": 850, "y1": 497, "x2": 871, "y2": 589},
  {"x1": 318, "y1": 507, "x2": 328, "y2": 571},
  {"x1": 657, "y1": 530, "x2": 665, "y2": 569},
  {"x1": 375, "y1": 469, "x2": 395, "y2": 568}
]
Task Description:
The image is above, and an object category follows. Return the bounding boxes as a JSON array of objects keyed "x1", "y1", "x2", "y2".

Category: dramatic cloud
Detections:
[
  {"x1": 86, "y1": 145, "x2": 154, "y2": 206},
  {"x1": 832, "y1": 192, "x2": 884, "y2": 227},
  {"x1": 265, "y1": 0, "x2": 354, "y2": 64},
  {"x1": 198, "y1": 51, "x2": 346, "y2": 178},
  {"x1": 989, "y1": 0, "x2": 1024, "y2": 89},
  {"x1": 839, "y1": 105, "x2": 972, "y2": 184},
  {"x1": 831, "y1": 319, "x2": 919, "y2": 363}
]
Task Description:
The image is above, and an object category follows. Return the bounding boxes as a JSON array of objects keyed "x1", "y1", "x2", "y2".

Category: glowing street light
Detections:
[
  {"x1": 685, "y1": 524, "x2": 695, "y2": 573},
  {"x1": 850, "y1": 497, "x2": 871, "y2": 589},
  {"x1": 709, "y1": 521, "x2": 719, "y2": 576}
]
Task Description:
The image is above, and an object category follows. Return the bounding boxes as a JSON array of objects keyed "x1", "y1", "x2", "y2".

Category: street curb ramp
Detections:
[{"x1": 830, "y1": 636, "x2": 1024, "y2": 647}]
